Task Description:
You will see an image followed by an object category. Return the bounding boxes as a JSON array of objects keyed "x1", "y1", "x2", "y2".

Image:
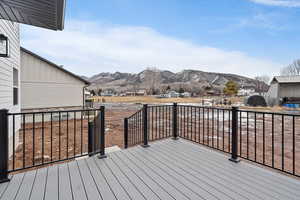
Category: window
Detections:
[{"x1": 13, "y1": 68, "x2": 18, "y2": 105}]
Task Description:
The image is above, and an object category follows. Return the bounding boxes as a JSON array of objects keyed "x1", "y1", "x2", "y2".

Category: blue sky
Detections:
[{"x1": 21, "y1": 0, "x2": 300, "y2": 78}]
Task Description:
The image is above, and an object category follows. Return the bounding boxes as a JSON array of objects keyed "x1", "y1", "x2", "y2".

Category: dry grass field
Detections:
[{"x1": 91, "y1": 95, "x2": 243, "y2": 104}]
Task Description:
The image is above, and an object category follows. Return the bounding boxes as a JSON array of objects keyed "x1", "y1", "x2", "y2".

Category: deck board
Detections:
[
  {"x1": 76, "y1": 158, "x2": 102, "y2": 200},
  {"x1": 164, "y1": 139, "x2": 300, "y2": 198},
  {"x1": 120, "y1": 150, "x2": 190, "y2": 200},
  {"x1": 44, "y1": 165, "x2": 59, "y2": 200},
  {"x1": 30, "y1": 167, "x2": 48, "y2": 200},
  {"x1": 109, "y1": 153, "x2": 160, "y2": 200},
  {"x1": 14, "y1": 170, "x2": 36, "y2": 200},
  {"x1": 94, "y1": 156, "x2": 131, "y2": 200},
  {"x1": 0, "y1": 138, "x2": 300, "y2": 200},
  {"x1": 84, "y1": 157, "x2": 117, "y2": 200},
  {"x1": 0, "y1": 173, "x2": 24, "y2": 200},
  {"x1": 158, "y1": 139, "x2": 298, "y2": 199},
  {"x1": 58, "y1": 163, "x2": 73, "y2": 200},
  {"x1": 0, "y1": 176, "x2": 11, "y2": 198},
  {"x1": 151, "y1": 140, "x2": 281, "y2": 200},
  {"x1": 68, "y1": 161, "x2": 88, "y2": 200},
  {"x1": 114, "y1": 151, "x2": 174, "y2": 200}
]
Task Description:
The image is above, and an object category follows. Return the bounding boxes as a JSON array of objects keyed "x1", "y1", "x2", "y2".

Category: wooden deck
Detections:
[{"x1": 1, "y1": 138, "x2": 300, "y2": 200}]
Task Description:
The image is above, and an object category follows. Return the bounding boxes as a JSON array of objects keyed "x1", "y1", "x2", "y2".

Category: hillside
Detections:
[{"x1": 87, "y1": 69, "x2": 263, "y2": 94}]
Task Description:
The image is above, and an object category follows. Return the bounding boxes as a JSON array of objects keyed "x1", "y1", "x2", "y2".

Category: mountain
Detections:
[{"x1": 87, "y1": 69, "x2": 264, "y2": 94}]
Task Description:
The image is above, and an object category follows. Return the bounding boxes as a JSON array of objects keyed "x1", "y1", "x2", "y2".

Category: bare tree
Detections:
[
  {"x1": 144, "y1": 67, "x2": 161, "y2": 95},
  {"x1": 280, "y1": 59, "x2": 300, "y2": 76},
  {"x1": 254, "y1": 75, "x2": 270, "y2": 95}
]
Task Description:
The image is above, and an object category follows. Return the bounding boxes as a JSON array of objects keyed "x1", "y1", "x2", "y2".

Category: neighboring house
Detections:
[
  {"x1": 237, "y1": 87, "x2": 256, "y2": 96},
  {"x1": 101, "y1": 89, "x2": 115, "y2": 96},
  {"x1": 0, "y1": 0, "x2": 66, "y2": 153},
  {"x1": 167, "y1": 91, "x2": 180, "y2": 98},
  {"x1": 266, "y1": 76, "x2": 300, "y2": 106},
  {"x1": 182, "y1": 92, "x2": 191, "y2": 98},
  {"x1": 20, "y1": 48, "x2": 90, "y2": 111},
  {"x1": 126, "y1": 89, "x2": 147, "y2": 96}
]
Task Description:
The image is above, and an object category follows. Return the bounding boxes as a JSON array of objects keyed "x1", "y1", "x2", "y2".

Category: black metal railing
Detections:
[
  {"x1": 177, "y1": 105, "x2": 233, "y2": 154},
  {"x1": 124, "y1": 104, "x2": 174, "y2": 148},
  {"x1": 0, "y1": 107, "x2": 106, "y2": 183},
  {"x1": 237, "y1": 110, "x2": 300, "y2": 176},
  {"x1": 124, "y1": 103, "x2": 300, "y2": 177}
]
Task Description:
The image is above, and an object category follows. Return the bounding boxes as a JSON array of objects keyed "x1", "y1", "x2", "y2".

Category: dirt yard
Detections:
[{"x1": 8, "y1": 104, "x2": 140, "y2": 171}]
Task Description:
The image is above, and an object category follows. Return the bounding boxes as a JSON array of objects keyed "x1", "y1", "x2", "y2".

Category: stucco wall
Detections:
[{"x1": 21, "y1": 50, "x2": 87, "y2": 110}]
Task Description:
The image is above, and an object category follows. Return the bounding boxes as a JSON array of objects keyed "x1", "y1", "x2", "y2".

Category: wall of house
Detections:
[
  {"x1": 265, "y1": 83, "x2": 279, "y2": 106},
  {"x1": 21, "y1": 50, "x2": 87, "y2": 110},
  {"x1": 0, "y1": 19, "x2": 20, "y2": 153},
  {"x1": 279, "y1": 83, "x2": 300, "y2": 98}
]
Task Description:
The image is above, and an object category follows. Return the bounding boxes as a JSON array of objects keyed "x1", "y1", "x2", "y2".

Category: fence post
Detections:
[
  {"x1": 172, "y1": 103, "x2": 179, "y2": 140},
  {"x1": 229, "y1": 107, "x2": 240, "y2": 163},
  {"x1": 124, "y1": 118, "x2": 128, "y2": 149},
  {"x1": 141, "y1": 104, "x2": 150, "y2": 148},
  {"x1": 98, "y1": 106, "x2": 107, "y2": 159},
  {"x1": 0, "y1": 109, "x2": 10, "y2": 183},
  {"x1": 88, "y1": 121, "x2": 94, "y2": 156}
]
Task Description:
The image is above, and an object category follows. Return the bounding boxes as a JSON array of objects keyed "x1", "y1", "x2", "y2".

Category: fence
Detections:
[
  {"x1": 124, "y1": 103, "x2": 300, "y2": 177},
  {"x1": 124, "y1": 104, "x2": 174, "y2": 148},
  {"x1": 0, "y1": 107, "x2": 106, "y2": 183}
]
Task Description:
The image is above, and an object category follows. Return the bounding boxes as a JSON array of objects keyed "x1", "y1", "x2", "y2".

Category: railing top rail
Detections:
[
  {"x1": 127, "y1": 109, "x2": 143, "y2": 119},
  {"x1": 238, "y1": 109, "x2": 300, "y2": 116},
  {"x1": 8, "y1": 108, "x2": 102, "y2": 115},
  {"x1": 178, "y1": 104, "x2": 232, "y2": 111}
]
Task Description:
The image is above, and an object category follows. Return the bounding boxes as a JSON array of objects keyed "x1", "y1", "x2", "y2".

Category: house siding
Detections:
[
  {"x1": 279, "y1": 83, "x2": 300, "y2": 98},
  {"x1": 0, "y1": 19, "x2": 20, "y2": 153},
  {"x1": 21, "y1": 50, "x2": 87, "y2": 110},
  {"x1": 0, "y1": 20, "x2": 20, "y2": 112},
  {"x1": 266, "y1": 83, "x2": 279, "y2": 106}
]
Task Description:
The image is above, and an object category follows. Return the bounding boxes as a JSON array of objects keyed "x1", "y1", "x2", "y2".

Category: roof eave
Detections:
[{"x1": 56, "y1": 0, "x2": 66, "y2": 31}]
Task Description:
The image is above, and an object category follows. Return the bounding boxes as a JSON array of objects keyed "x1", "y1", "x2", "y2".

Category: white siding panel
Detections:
[
  {"x1": 21, "y1": 50, "x2": 86, "y2": 109},
  {"x1": 22, "y1": 83, "x2": 84, "y2": 109},
  {"x1": 0, "y1": 19, "x2": 20, "y2": 154},
  {"x1": 0, "y1": 19, "x2": 20, "y2": 113},
  {"x1": 279, "y1": 83, "x2": 300, "y2": 98}
]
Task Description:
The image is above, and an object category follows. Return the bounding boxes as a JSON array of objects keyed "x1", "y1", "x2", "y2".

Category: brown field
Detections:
[{"x1": 91, "y1": 95, "x2": 243, "y2": 104}]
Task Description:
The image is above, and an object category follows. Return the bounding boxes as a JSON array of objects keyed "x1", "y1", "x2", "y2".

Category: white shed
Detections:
[
  {"x1": 266, "y1": 76, "x2": 300, "y2": 106},
  {"x1": 20, "y1": 48, "x2": 90, "y2": 111}
]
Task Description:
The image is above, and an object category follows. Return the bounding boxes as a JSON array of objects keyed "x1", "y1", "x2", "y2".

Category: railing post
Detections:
[
  {"x1": 0, "y1": 109, "x2": 10, "y2": 183},
  {"x1": 124, "y1": 118, "x2": 128, "y2": 149},
  {"x1": 141, "y1": 104, "x2": 150, "y2": 148},
  {"x1": 88, "y1": 121, "x2": 94, "y2": 156},
  {"x1": 172, "y1": 103, "x2": 179, "y2": 140},
  {"x1": 98, "y1": 106, "x2": 107, "y2": 159},
  {"x1": 229, "y1": 106, "x2": 240, "y2": 163}
]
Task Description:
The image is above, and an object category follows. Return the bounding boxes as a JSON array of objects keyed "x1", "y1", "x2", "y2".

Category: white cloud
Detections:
[
  {"x1": 248, "y1": 0, "x2": 300, "y2": 7},
  {"x1": 21, "y1": 20, "x2": 282, "y2": 78}
]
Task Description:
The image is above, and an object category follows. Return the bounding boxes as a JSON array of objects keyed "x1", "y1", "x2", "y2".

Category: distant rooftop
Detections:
[{"x1": 272, "y1": 75, "x2": 300, "y2": 84}]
